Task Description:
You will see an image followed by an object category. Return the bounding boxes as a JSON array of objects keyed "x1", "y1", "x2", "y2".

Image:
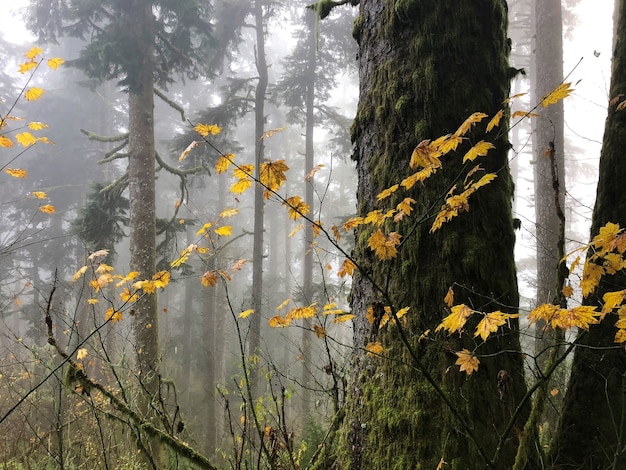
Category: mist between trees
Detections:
[{"x1": 0, "y1": 0, "x2": 623, "y2": 469}]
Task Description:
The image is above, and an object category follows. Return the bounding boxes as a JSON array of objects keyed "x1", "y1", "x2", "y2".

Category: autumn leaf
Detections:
[
  {"x1": 6, "y1": 168, "x2": 28, "y2": 178},
  {"x1": 277, "y1": 298, "x2": 291, "y2": 311},
  {"x1": 542, "y1": 83, "x2": 573, "y2": 107},
  {"x1": 25, "y1": 47, "x2": 43, "y2": 59},
  {"x1": 305, "y1": 164, "x2": 324, "y2": 181},
  {"x1": 88, "y1": 249, "x2": 109, "y2": 262},
  {"x1": 120, "y1": 288, "x2": 139, "y2": 303},
  {"x1": 259, "y1": 160, "x2": 289, "y2": 194},
  {"x1": 486, "y1": 110, "x2": 504, "y2": 132},
  {"x1": 16, "y1": 132, "x2": 37, "y2": 147},
  {"x1": 196, "y1": 223, "x2": 212, "y2": 236},
  {"x1": 470, "y1": 172, "x2": 497, "y2": 190},
  {"x1": 269, "y1": 315, "x2": 290, "y2": 327},
  {"x1": 214, "y1": 225, "x2": 232, "y2": 236},
  {"x1": 283, "y1": 196, "x2": 310, "y2": 220},
  {"x1": 581, "y1": 262, "x2": 604, "y2": 297},
  {"x1": 436, "y1": 304, "x2": 473, "y2": 335},
  {"x1": 220, "y1": 208, "x2": 239, "y2": 218},
  {"x1": 260, "y1": 126, "x2": 287, "y2": 140},
  {"x1": 409, "y1": 140, "x2": 442, "y2": 170},
  {"x1": 31, "y1": 191, "x2": 47, "y2": 199},
  {"x1": 47, "y1": 57, "x2": 65, "y2": 70},
  {"x1": 474, "y1": 311, "x2": 516, "y2": 341},
  {"x1": 87, "y1": 299, "x2": 99, "y2": 305},
  {"x1": 562, "y1": 285, "x2": 574, "y2": 298},
  {"x1": 338, "y1": 258, "x2": 356, "y2": 278},
  {"x1": 367, "y1": 229, "x2": 401, "y2": 260},
  {"x1": 313, "y1": 324, "x2": 326, "y2": 338},
  {"x1": 511, "y1": 110, "x2": 539, "y2": 119},
  {"x1": 39, "y1": 205, "x2": 55, "y2": 214},
  {"x1": 438, "y1": 134, "x2": 463, "y2": 154},
  {"x1": 194, "y1": 123, "x2": 221, "y2": 137},
  {"x1": 377, "y1": 184, "x2": 399, "y2": 201},
  {"x1": 286, "y1": 304, "x2": 318, "y2": 320},
  {"x1": 25, "y1": 87, "x2": 44, "y2": 102},
  {"x1": 232, "y1": 259, "x2": 247, "y2": 271},
  {"x1": 551, "y1": 305, "x2": 599, "y2": 330},
  {"x1": 463, "y1": 141, "x2": 495, "y2": 163},
  {"x1": 76, "y1": 348, "x2": 88, "y2": 360},
  {"x1": 95, "y1": 263, "x2": 114, "y2": 274},
  {"x1": 0, "y1": 136, "x2": 13, "y2": 148},
  {"x1": 365, "y1": 341, "x2": 384, "y2": 356},
  {"x1": 179, "y1": 140, "x2": 199, "y2": 161},
  {"x1": 18, "y1": 61, "x2": 37, "y2": 74},
  {"x1": 239, "y1": 309, "x2": 254, "y2": 319},
  {"x1": 343, "y1": 217, "x2": 365, "y2": 231},
  {"x1": 444, "y1": 287, "x2": 454, "y2": 307},
  {"x1": 216, "y1": 154, "x2": 234, "y2": 173},
  {"x1": 288, "y1": 224, "x2": 303, "y2": 237},
  {"x1": 200, "y1": 271, "x2": 219, "y2": 287},
  {"x1": 455, "y1": 112, "x2": 488, "y2": 137},
  {"x1": 602, "y1": 290, "x2": 626, "y2": 314},
  {"x1": 72, "y1": 265, "x2": 89, "y2": 282},
  {"x1": 455, "y1": 349, "x2": 480, "y2": 375},
  {"x1": 28, "y1": 121, "x2": 48, "y2": 131},
  {"x1": 333, "y1": 313, "x2": 355, "y2": 324},
  {"x1": 105, "y1": 308, "x2": 123, "y2": 323},
  {"x1": 152, "y1": 271, "x2": 170, "y2": 289},
  {"x1": 323, "y1": 303, "x2": 344, "y2": 315}
]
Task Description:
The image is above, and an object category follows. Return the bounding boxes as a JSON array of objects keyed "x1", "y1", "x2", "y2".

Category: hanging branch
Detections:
[{"x1": 154, "y1": 87, "x2": 186, "y2": 122}]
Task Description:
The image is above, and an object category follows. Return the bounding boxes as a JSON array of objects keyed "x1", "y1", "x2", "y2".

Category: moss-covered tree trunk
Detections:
[
  {"x1": 550, "y1": 2, "x2": 626, "y2": 467},
  {"x1": 328, "y1": 1, "x2": 527, "y2": 468}
]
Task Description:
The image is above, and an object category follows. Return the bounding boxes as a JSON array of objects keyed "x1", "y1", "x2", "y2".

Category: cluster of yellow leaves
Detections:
[
  {"x1": 435, "y1": 303, "x2": 519, "y2": 341},
  {"x1": 528, "y1": 304, "x2": 600, "y2": 331},
  {"x1": 268, "y1": 301, "x2": 349, "y2": 332}
]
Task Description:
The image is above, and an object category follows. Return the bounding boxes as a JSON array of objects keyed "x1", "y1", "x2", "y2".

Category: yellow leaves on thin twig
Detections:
[
  {"x1": 455, "y1": 112, "x2": 488, "y2": 137},
  {"x1": 25, "y1": 47, "x2": 43, "y2": 59},
  {"x1": 16, "y1": 132, "x2": 38, "y2": 147},
  {"x1": 239, "y1": 309, "x2": 254, "y2": 319},
  {"x1": 28, "y1": 121, "x2": 48, "y2": 131},
  {"x1": 562, "y1": 285, "x2": 574, "y2": 298},
  {"x1": 365, "y1": 341, "x2": 383, "y2": 356},
  {"x1": 269, "y1": 315, "x2": 290, "y2": 327},
  {"x1": 602, "y1": 290, "x2": 626, "y2": 314},
  {"x1": 6, "y1": 168, "x2": 27, "y2": 178},
  {"x1": 194, "y1": 123, "x2": 221, "y2": 137},
  {"x1": 511, "y1": 110, "x2": 539, "y2": 119},
  {"x1": 486, "y1": 110, "x2": 503, "y2": 132},
  {"x1": 25, "y1": 87, "x2": 44, "y2": 102},
  {"x1": 436, "y1": 304, "x2": 473, "y2": 335},
  {"x1": 214, "y1": 225, "x2": 232, "y2": 236},
  {"x1": 474, "y1": 311, "x2": 519, "y2": 341},
  {"x1": 529, "y1": 303, "x2": 600, "y2": 331},
  {"x1": 338, "y1": 258, "x2": 356, "y2": 278},
  {"x1": 18, "y1": 61, "x2": 37, "y2": 74},
  {"x1": 376, "y1": 184, "x2": 399, "y2": 201},
  {"x1": 220, "y1": 208, "x2": 239, "y2": 218},
  {"x1": 230, "y1": 164, "x2": 254, "y2": 194},
  {"x1": 200, "y1": 271, "x2": 219, "y2": 287},
  {"x1": 259, "y1": 159, "x2": 288, "y2": 196},
  {"x1": 286, "y1": 304, "x2": 317, "y2": 320},
  {"x1": 47, "y1": 57, "x2": 64, "y2": 70},
  {"x1": 277, "y1": 298, "x2": 291, "y2": 311},
  {"x1": 171, "y1": 244, "x2": 197, "y2": 268},
  {"x1": 367, "y1": 229, "x2": 401, "y2": 260},
  {"x1": 463, "y1": 141, "x2": 495, "y2": 163},
  {"x1": 541, "y1": 83, "x2": 573, "y2": 107},
  {"x1": 196, "y1": 223, "x2": 212, "y2": 236},
  {"x1": 455, "y1": 349, "x2": 480, "y2": 375},
  {"x1": 401, "y1": 166, "x2": 436, "y2": 190},
  {"x1": 179, "y1": 141, "x2": 199, "y2": 162},
  {"x1": 216, "y1": 153, "x2": 235, "y2": 173},
  {"x1": 119, "y1": 288, "x2": 139, "y2": 303},
  {"x1": 105, "y1": 308, "x2": 123, "y2": 323},
  {"x1": 39, "y1": 205, "x2": 55, "y2": 214},
  {"x1": 72, "y1": 265, "x2": 89, "y2": 282},
  {"x1": 580, "y1": 261, "x2": 604, "y2": 298},
  {"x1": 409, "y1": 139, "x2": 443, "y2": 170},
  {"x1": 283, "y1": 196, "x2": 310, "y2": 220},
  {"x1": 394, "y1": 198, "x2": 415, "y2": 221},
  {"x1": 0, "y1": 136, "x2": 13, "y2": 147}
]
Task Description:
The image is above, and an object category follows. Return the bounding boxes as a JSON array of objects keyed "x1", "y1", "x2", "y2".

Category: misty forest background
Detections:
[{"x1": 0, "y1": 0, "x2": 624, "y2": 469}]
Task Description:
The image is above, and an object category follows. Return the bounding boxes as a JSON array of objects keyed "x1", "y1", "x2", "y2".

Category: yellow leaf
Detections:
[
  {"x1": 269, "y1": 315, "x2": 291, "y2": 327},
  {"x1": 603, "y1": 290, "x2": 626, "y2": 314},
  {"x1": 259, "y1": 159, "x2": 289, "y2": 193},
  {"x1": 581, "y1": 262, "x2": 604, "y2": 297},
  {"x1": 196, "y1": 222, "x2": 212, "y2": 236},
  {"x1": 16, "y1": 132, "x2": 38, "y2": 146},
  {"x1": 409, "y1": 140, "x2": 442, "y2": 170},
  {"x1": 18, "y1": 61, "x2": 37, "y2": 74},
  {"x1": 95, "y1": 263, "x2": 114, "y2": 274},
  {"x1": 305, "y1": 163, "x2": 324, "y2": 181},
  {"x1": 338, "y1": 258, "x2": 356, "y2": 278},
  {"x1": 463, "y1": 140, "x2": 495, "y2": 163},
  {"x1": 119, "y1": 288, "x2": 139, "y2": 303},
  {"x1": 232, "y1": 259, "x2": 247, "y2": 271},
  {"x1": 313, "y1": 324, "x2": 326, "y2": 338},
  {"x1": 436, "y1": 304, "x2": 473, "y2": 335},
  {"x1": 260, "y1": 126, "x2": 287, "y2": 140},
  {"x1": 528, "y1": 303, "x2": 559, "y2": 325},
  {"x1": 552, "y1": 305, "x2": 599, "y2": 330},
  {"x1": 562, "y1": 285, "x2": 574, "y2": 298},
  {"x1": 542, "y1": 83, "x2": 573, "y2": 107},
  {"x1": 474, "y1": 311, "x2": 510, "y2": 341},
  {"x1": 343, "y1": 217, "x2": 365, "y2": 231},
  {"x1": 395, "y1": 198, "x2": 415, "y2": 220},
  {"x1": 396, "y1": 307, "x2": 410, "y2": 320},
  {"x1": 200, "y1": 271, "x2": 219, "y2": 287},
  {"x1": 286, "y1": 304, "x2": 318, "y2": 320},
  {"x1": 504, "y1": 92, "x2": 528, "y2": 103},
  {"x1": 28, "y1": 121, "x2": 49, "y2": 131},
  {"x1": 87, "y1": 249, "x2": 109, "y2": 262},
  {"x1": 376, "y1": 184, "x2": 399, "y2": 201},
  {"x1": 220, "y1": 208, "x2": 239, "y2": 218},
  {"x1": 239, "y1": 309, "x2": 254, "y2": 319},
  {"x1": 39, "y1": 205, "x2": 55, "y2": 214},
  {"x1": 367, "y1": 229, "x2": 401, "y2": 260},
  {"x1": 283, "y1": 196, "x2": 310, "y2": 220},
  {"x1": 288, "y1": 224, "x2": 303, "y2": 237},
  {"x1": 214, "y1": 225, "x2": 232, "y2": 236},
  {"x1": 511, "y1": 110, "x2": 539, "y2": 119},
  {"x1": 486, "y1": 110, "x2": 503, "y2": 132},
  {"x1": 179, "y1": 140, "x2": 199, "y2": 161},
  {"x1": 105, "y1": 308, "x2": 123, "y2": 323},
  {"x1": 471, "y1": 173, "x2": 497, "y2": 190},
  {"x1": 76, "y1": 348, "x2": 88, "y2": 360},
  {"x1": 438, "y1": 134, "x2": 463, "y2": 154},
  {"x1": 444, "y1": 287, "x2": 454, "y2": 307},
  {"x1": 152, "y1": 271, "x2": 170, "y2": 289},
  {"x1": 277, "y1": 299, "x2": 291, "y2": 311},
  {"x1": 455, "y1": 112, "x2": 488, "y2": 137},
  {"x1": 6, "y1": 168, "x2": 28, "y2": 178},
  {"x1": 24, "y1": 87, "x2": 44, "y2": 102},
  {"x1": 216, "y1": 154, "x2": 234, "y2": 173},
  {"x1": 455, "y1": 349, "x2": 480, "y2": 375},
  {"x1": 31, "y1": 191, "x2": 47, "y2": 199},
  {"x1": 615, "y1": 329, "x2": 626, "y2": 343},
  {"x1": 400, "y1": 166, "x2": 436, "y2": 190},
  {"x1": 194, "y1": 123, "x2": 221, "y2": 137},
  {"x1": 0, "y1": 136, "x2": 13, "y2": 147},
  {"x1": 365, "y1": 341, "x2": 383, "y2": 356},
  {"x1": 87, "y1": 298, "x2": 99, "y2": 305},
  {"x1": 25, "y1": 47, "x2": 43, "y2": 59},
  {"x1": 72, "y1": 266, "x2": 89, "y2": 282},
  {"x1": 46, "y1": 57, "x2": 65, "y2": 70}
]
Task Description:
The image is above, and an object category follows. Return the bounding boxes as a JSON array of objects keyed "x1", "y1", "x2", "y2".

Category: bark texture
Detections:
[
  {"x1": 551, "y1": 1, "x2": 626, "y2": 467},
  {"x1": 326, "y1": 1, "x2": 527, "y2": 468}
]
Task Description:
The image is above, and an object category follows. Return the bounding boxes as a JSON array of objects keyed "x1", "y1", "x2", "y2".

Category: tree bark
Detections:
[
  {"x1": 551, "y1": 1, "x2": 626, "y2": 467},
  {"x1": 328, "y1": 1, "x2": 527, "y2": 468}
]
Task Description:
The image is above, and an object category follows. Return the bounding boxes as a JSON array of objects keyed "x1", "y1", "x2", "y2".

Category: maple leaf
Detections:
[
  {"x1": 215, "y1": 225, "x2": 232, "y2": 236},
  {"x1": 455, "y1": 349, "x2": 480, "y2": 375},
  {"x1": 338, "y1": 258, "x2": 356, "y2": 278},
  {"x1": 377, "y1": 184, "x2": 399, "y2": 201},
  {"x1": 31, "y1": 191, "x2": 47, "y2": 199},
  {"x1": 286, "y1": 304, "x2": 318, "y2": 320},
  {"x1": 455, "y1": 112, "x2": 488, "y2": 136},
  {"x1": 25, "y1": 87, "x2": 44, "y2": 102},
  {"x1": 365, "y1": 341, "x2": 383, "y2": 356},
  {"x1": 152, "y1": 271, "x2": 170, "y2": 289},
  {"x1": 542, "y1": 83, "x2": 573, "y2": 107},
  {"x1": 474, "y1": 311, "x2": 515, "y2": 341},
  {"x1": 438, "y1": 134, "x2": 463, "y2": 154},
  {"x1": 16, "y1": 132, "x2": 37, "y2": 147},
  {"x1": 194, "y1": 123, "x2": 221, "y2": 137},
  {"x1": 277, "y1": 298, "x2": 291, "y2": 311},
  {"x1": 133, "y1": 279, "x2": 156, "y2": 294},
  {"x1": 39, "y1": 205, "x2": 55, "y2": 214},
  {"x1": 333, "y1": 313, "x2": 355, "y2": 324},
  {"x1": 105, "y1": 308, "x2": 123, "y2": 323},
  {"x1": 486, "y1": 110, "x2": 504, "y2": 132},
  {"x1": 28, "y1": 121, "x2": 48, "y2": 131},
  {"x1": 269, "y1": 315, "x2": 290, "y2": 327},
  {"x1": 470, "y1": 172, "x2": 497, "y2": 190},
  {"x1": 260, "y1": 126, "x2": 287, "y2": 140},
  {"x1": 120, "y1": 288, "x2": 139, "y2": 303},
  {"x1": 463, "y1": 141, "x2": 495, "y2": 163},
  {"x1": 562, "y1": 285, "x2": 574, "y2": 298},
  {"x1": 220, "y1": 208, "x2": 239, "y2": 218},
  {"x1": 6, "y1": 168, "x2": 28, "y2": 178},
  {"x1": 239, "y1": 309, "x2": 254, "y2": 319},
  {"x1": 367, "y1": 229, "x2": 401, "y2": 260},
  {"x1": 77, "y1": 348, "x2": 88, "y2": 360},
  {"x1": 88, "y1": 249, "x2": 109, "y2": 262},
  {"x1": 323, "y1": 303, "x2": 344, "y2": 315},
  {"x1": 196, "y1": 222, "x2": 212, "y2": 236},
  {"x1": 332, "y1": 224, "x2": 342, "y2": 241},
  {"x1": 305, "y1": 164, "x2": 324, "y2": 181},
  {"x1": 25, "y1": 47, "x2": 43, "y2": 59},
  {"x1": 0, "y1": 136, "x2": 13, "y2": 148},
  {"x1": 232, "y1": 259, "x2": 247, "y2": 271},
  {"x1": 283, "y1": 196, "x2": 310, "y2": 220},
  {"x1": 581, "y1": 262, "x2": 604, "y2": 297},
  {"x1": 259, "y1": 160, "x2": 289, "y2": 194},
  {"x1": 288, "y1": 224, "x2": 303, "y2": 237},
  {"x1": 602, "y1": 290, "x2": 626, "y2": 314},
  {"x1": 592, "y1": 222, "x2": 621, "y2": 250},
  {"x1": 343, "y1": 217, "x2": 365, "y2": 231},
  {"x1": 200, "y1": 271, "x2": 219, "y2": 287},
  {"x1": 47, "y1": 57, "x2": 64, "y2": 70},
  {"x1": 553, "y1": 306, "x2": 599, "y2": 330},
  {"x1": 436, "y1": 304, "x2": 473, "y2": 335},
  {"x1": 444, "y1": 287, "x2": 454, "y2": 307},
  {"x1": 179, "y1": 140, "x2": 199, "y2": 162},
  {"x1": 171, "y1": 244, "x2": 196, "y2": 268},
  {"x1": 409, "y1": 140, "x2": 442, "y2": 170},
  {"x1": 215, "y1": 154, "x2": 234, "y2": 173},
  {"x1": 95, "y1": 263, "x2": 114, "y2": 274},
  {"x1": 511, "y1": 110, "x2": 539, "y2": 119},
  {"x1": 87, "y1": 299, "x2": 99, "y2": 305},
  {"x1": 18, "y1": 61, "x2": 37, "y2": 74},
  {"x1": 313, "y1": 324, "x2": 326, "y2": 338},
  {"x1": 72, "y1": 265, "x2": 89, "y2": 282}
]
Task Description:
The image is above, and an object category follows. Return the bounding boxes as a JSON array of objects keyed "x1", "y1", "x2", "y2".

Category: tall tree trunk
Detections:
[
  {"x1": 125, "y1": 0, "x2": 160, "y2": 464},
  {"x1": 301, "y1": 8, "x2": 317, "y2": 418},
  {"x1": 327, "y1": 1, "x2": 527, "y2": 468},
  {"x1": 551, "y1": 1, "x2": 626, "y2": 467}
]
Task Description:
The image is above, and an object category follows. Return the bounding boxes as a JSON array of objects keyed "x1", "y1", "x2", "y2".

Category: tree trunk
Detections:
[
  {"x1": 125, "y1": 0, "x2": 160, "y2": 465},
  {"x1": 551, "y1": 1, "x2": 626, "y2": 467},
  {"x1": 328, "y1": 1, "x2": 527, "y2": 468}
]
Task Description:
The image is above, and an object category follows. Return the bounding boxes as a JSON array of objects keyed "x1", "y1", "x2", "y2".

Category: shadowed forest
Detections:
[{"x1": 1, "y1": 0, "x2": 625, "y2": 469}]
